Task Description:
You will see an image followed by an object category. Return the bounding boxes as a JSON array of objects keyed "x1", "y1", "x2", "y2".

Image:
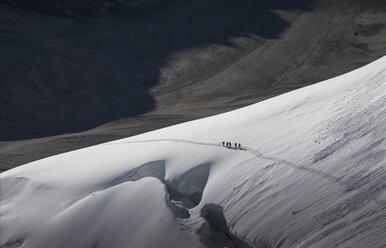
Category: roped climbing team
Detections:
[{"x1": 222, "y1": 142, "x2": 242, "y2": 149}]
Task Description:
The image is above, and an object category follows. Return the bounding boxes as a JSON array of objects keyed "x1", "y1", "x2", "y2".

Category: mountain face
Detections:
[
  {"x1": 1, "y1": 55, "x2": 385, "y2": 248},
  {"x1": 0, "y1": 0, "x2": 385, "y2": 170},
  {"x1": 2, "y1": 0, "x2": 386, "y2": 17}
]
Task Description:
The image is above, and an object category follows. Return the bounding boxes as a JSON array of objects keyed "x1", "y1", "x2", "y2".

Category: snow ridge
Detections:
[{"x1": 107, "y1": 138, "x2": 386, "y2": 209}]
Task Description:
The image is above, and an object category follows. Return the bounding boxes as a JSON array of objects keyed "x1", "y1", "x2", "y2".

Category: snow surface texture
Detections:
[{"x1": 1, "y1": 56, "x2": 386, "y2": 247}]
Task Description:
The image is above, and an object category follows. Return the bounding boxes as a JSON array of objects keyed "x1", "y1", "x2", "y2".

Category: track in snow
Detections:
[{"x1": 103, "y1": 139, "x2": 386, "y2": 208}]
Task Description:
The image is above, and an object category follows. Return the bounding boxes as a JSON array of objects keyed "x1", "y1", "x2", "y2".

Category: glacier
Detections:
[{"x1": 1, "y1": 55, "x2": 385, "y2": 247}]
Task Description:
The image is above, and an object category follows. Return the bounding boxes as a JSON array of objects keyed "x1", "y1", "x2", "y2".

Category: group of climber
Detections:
[{"x1": 222, "y1": 141, "x2": 242, "y2": 149}]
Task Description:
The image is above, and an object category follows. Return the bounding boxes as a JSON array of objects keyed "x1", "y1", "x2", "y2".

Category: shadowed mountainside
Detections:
[
  {"x1": 0, "y1": 0, "x2": 386, "y2": 170},
  {"x1": 0, "y1": 0, "x2": 313, "y2": 139}
]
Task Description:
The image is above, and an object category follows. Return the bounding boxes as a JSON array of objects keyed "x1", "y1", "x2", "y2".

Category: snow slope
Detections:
[{"x1": 1, "y1": 56, "x2": 386, "y2": 248}]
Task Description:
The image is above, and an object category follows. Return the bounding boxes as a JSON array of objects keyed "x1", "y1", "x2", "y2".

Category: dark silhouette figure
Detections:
[{"x1": 238, "y1": 143, "x2": 241, "y2": 149}]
